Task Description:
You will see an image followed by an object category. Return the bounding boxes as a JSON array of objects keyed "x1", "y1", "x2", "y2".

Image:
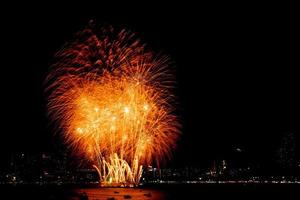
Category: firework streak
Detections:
[{"x1": 46, "y1": 26, "x2": 180, "y2": 186}]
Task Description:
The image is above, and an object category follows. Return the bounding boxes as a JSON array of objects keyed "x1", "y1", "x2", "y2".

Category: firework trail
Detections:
[{"x1": 46, "y1": 25, "x2": 180, "y2": 186}]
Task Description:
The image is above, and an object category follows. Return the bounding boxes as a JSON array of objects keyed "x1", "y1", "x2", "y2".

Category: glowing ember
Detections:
[{"x1": 46, "y1": 26, "x2": 180, "y2": 186}]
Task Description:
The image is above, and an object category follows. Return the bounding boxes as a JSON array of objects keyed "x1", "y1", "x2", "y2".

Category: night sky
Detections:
[{"x1": 0, "y1": 3, "x2": 299, "y2": 169}]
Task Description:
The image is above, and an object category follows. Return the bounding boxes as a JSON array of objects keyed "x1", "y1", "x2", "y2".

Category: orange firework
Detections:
[{"x1": 46, "y1": 26, "x2": 180, "y2": 186}]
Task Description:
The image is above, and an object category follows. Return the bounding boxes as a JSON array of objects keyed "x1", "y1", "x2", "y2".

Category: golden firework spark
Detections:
[{"x1": 46, "y1": 26, "x2": 180, "y2": 186}]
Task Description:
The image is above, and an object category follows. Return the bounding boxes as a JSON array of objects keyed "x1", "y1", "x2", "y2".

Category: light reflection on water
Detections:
[
  {"x1": 74, "y1": 188, "x2": 166, "y2": 200},
  {"x1": 1, "y1": 184, "x2": 297, "y2": 199}
]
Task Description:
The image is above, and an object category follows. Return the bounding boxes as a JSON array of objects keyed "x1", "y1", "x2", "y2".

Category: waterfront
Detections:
[{"x1": 0, "y1": 184, "x2": 299, "y2": 199}]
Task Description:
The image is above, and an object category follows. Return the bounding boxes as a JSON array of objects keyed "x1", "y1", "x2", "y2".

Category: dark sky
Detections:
[{"x1": 0, "y1": 3, "x2": 299, "y2": 169}]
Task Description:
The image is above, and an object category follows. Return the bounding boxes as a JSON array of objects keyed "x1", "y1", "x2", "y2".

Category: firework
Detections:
[{"x1": 46, "y1": 26, "x2": 180, "y2": 186}]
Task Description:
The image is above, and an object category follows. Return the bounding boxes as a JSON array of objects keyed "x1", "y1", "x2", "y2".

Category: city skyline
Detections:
[{"x1": 2, "y1": 151, "x2": 299, "y2": 186}]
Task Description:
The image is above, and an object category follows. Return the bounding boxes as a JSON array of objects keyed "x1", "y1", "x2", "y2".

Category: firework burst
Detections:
[{"x1": 46, "y1": 26, "x2": 180, "y2": 186}]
